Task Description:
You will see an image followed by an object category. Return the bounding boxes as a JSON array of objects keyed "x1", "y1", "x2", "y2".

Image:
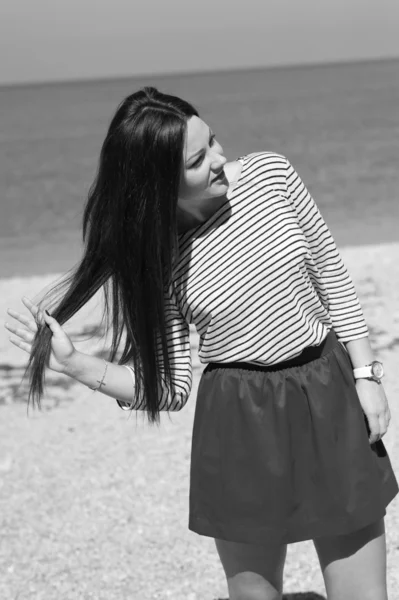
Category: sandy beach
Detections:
[{"x1": 0, "y1": 241, "x2": 398, "y2": 599}]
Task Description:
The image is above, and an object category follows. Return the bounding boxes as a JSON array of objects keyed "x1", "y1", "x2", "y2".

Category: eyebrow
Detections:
[{"x1": 186, "y1": 128, "x2": 213, "y2": 164}]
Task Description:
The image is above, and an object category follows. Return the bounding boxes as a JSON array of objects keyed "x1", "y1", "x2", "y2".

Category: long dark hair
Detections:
[{"x1": 26, "y1": 86, "x2": 199, "y2": 426}]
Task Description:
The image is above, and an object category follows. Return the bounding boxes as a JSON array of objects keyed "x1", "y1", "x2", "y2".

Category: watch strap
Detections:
[{"x1": 353, "y1": 365, "x2": 374, "y2": 378}]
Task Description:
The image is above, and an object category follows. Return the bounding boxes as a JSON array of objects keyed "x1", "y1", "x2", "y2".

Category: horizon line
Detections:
[{"x1": 1, "y1": 54, "x2": 398, "y2": 91}]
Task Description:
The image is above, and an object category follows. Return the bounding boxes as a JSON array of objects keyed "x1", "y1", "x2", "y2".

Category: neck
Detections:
[{"x1": 177, "y1": 195, "x2": 228, "y2": 233}]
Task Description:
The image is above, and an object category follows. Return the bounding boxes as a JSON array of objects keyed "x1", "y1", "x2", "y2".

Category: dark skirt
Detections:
[{"x1": 188, "y1": 329, "x2": 399, "y2": 545}]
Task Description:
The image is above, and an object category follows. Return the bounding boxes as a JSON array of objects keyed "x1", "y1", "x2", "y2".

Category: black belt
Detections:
[{"x1": 204, "y1": 329, "x2": 338, "y2": 374}]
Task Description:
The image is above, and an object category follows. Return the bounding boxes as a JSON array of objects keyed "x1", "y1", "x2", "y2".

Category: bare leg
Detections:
[
  {"x1": 313, "y1": 517, "x2": 388, "y2": 600},
  {"x1": 214, "y1": 537, "x2": 288, "y2": 600}
]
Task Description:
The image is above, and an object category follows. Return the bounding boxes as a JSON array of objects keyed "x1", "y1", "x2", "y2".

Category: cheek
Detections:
[{"x1": 180, "y1": 169, "x2": 209, "y2": 198}]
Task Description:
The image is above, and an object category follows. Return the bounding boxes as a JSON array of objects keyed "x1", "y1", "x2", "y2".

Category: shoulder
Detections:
[
  {"x1": 223, "y1": 159, "x2": 243, "y2": 183},
  {"x1": 239, "y1": 151, "x2": 290, "y2": 192},
  {"x1": 241, "y1": 151, "x2": 289, "y2": 175}
]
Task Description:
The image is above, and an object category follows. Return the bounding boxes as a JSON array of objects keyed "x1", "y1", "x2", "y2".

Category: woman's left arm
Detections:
[
  {"x1": 344, "y1": 335, "x2": 375, "y2": 368},
  {"x1": 283, "y1": 156, "x2": 391, "y2": 444},
  {"x1": 283, "y1": 156, "x2": 369, "y2": 343},
  {"x1": 344, "y1": 337, "x2": 391, "y2": 445}
]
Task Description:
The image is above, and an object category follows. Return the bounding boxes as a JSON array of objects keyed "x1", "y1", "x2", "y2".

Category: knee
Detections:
[
  {"x1": 214, "y1": 538, "x2": 287, "y2": 600},
  {"x1": 228, "y1": 572, "x2": 282, "y2": 600}
]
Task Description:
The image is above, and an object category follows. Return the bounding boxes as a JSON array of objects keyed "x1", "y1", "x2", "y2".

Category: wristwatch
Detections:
[{"x1": 353, "y1": 361, "x2": 384, "y2": 383}]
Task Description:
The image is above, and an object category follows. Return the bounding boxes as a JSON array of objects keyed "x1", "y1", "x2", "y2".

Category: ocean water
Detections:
[{"x1": 1, "y1": 59, "x2": 398, "y2": 278}]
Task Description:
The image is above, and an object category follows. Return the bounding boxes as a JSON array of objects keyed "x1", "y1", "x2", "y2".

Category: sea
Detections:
[{"x1": 0, "y1": 58, "x2": 398, "y2": 278}]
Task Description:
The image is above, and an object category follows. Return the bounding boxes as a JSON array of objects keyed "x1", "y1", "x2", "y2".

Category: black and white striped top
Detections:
[{"x1": 118, "y1": 151, "x2": 368, "y2": 412}]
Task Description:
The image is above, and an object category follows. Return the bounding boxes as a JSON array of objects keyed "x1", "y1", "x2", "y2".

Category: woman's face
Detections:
[{"x1": 178, "y1": 116, "x2": 228, "y2": 209}]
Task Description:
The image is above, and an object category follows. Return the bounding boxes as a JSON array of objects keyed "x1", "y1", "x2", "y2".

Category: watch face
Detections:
[{"x1": 372, "y1": 362, "x2": 384, "y2": 378}]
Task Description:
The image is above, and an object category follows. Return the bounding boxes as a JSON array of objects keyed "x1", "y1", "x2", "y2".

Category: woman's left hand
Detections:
[{"x1": 355, "y1": 378, "x2": 391, "y2": 444}]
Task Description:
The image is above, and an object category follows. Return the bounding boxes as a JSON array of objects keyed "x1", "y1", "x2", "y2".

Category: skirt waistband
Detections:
[{"x1": 204, "y1": 329, "x2": 339, "y2": 374}]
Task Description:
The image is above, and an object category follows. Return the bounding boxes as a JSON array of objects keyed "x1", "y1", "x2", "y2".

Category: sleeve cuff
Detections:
[{"x1": 115, "y1": 365, "x2": 136, "y2": 410}]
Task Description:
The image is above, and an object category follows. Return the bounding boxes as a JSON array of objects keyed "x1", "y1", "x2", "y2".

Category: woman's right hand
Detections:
[{"x1": 5, "y1": 296, "x2": 76, "y2": 374}]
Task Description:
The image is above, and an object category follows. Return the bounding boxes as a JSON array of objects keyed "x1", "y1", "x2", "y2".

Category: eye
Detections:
[
  {"x1": 191, "y1": 156, "x2": 203, "y2": 168},
  {"x1": 190, "y1": 134, "x2": 217, "y2": 169}
]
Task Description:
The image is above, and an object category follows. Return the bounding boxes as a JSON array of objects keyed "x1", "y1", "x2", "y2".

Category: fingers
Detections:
[
  {"x1": 4, "y1": 298, "x2": 53, "y2": 356},
  {"x1": 367, "y1": 412, "x2": 390, "y2": 444},
  {"x1": 8, "y1": 335, "x2": 32, "y2": 354},
  {"x1": 6, "y1": 307, "x2": 38, "y2": 333},
  {"x1": 4, "y1": 321, "x2": 35, "y2": 343},
  {"x1": 21, "y1": 296, "x2": 40, "y2": 319},
  {"x1": 41, "y1": 309, "x2": 63, "y2": 337},
  {"x1": 6, "y1": 297, "x2": 48, "y2": 332},
  {"x1": 378, "y1": 410, "x2": 390, "y2": 439}
]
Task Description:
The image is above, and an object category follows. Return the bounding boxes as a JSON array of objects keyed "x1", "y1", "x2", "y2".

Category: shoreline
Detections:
[
  {"x1": 1, "y1": 240, "x2": 398, "y2": 281},
  {"x1": 1, "y1": 241, "x2": 398, "y2": 365},
  {"x1": 1, "y1": 227, "x2": 399, "y2": 280}
]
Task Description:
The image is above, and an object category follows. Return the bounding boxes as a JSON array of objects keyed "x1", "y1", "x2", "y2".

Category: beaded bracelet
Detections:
[{"x1": 89, "y1": 359, "x2": 109, "y2": 392}]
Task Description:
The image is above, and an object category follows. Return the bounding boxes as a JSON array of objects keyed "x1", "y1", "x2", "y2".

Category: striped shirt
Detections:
[{"x1": 117, "y1": 151, "x2": 368, "y2": 412}]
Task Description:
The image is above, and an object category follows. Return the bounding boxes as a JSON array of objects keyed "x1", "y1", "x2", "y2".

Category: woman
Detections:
[{"x1": 5, "y1": 87, "x2": 398, "y2": 600}]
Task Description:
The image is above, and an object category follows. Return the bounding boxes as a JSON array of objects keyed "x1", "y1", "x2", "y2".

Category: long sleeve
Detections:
[
  {"x1": 116, "y1": 282, "x2": 193, "y2": 411},
  {"x1": 284, "y1": 157, "x2": 369, "y2": 342}
]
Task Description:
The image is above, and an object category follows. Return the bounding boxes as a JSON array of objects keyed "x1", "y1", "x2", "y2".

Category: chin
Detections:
[
  {"x1": 212, "y1": 181, "x2": 228, "y2": 192},
  {"x1": 211, "y1": 189, "x2": 227, "y2": 199}
]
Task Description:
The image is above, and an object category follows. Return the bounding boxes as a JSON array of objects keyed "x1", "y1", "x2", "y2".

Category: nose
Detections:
[{"x1": 212, "y1": 152, "x2": 227, "y2": 171}]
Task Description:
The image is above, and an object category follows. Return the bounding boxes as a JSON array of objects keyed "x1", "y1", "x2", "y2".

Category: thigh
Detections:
[
  {"x1": 214, "y1": 537, "x2": 287, "y2": 600},
  {"x1": 313, "y1": 517, "x2": 388, "y2": 600}
]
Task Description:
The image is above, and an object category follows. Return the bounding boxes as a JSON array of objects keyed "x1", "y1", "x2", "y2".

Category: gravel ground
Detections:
[{"x1": 1, "y1": 243, "x2": 398, "y2": 600}]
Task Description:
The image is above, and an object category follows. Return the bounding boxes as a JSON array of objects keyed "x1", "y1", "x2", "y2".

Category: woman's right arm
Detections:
[
  {"x1": 5, "y1": 297, "x2": 136, "y2": 404},
  {"x1": 5, "y1": 293, "x2": 192, "y2": 411},
  {"x1": 62, "y1": 351, "x2": 135, "y2": 404}
]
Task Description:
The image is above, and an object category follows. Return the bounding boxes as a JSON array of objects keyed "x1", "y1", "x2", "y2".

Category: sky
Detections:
[{"x1": 1, "y1": 0, "x2": 399, "y2": 85}]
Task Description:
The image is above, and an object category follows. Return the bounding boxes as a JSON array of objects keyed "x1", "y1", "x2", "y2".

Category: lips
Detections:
[{"x1": 212, "y1": 169, "x2": 225, "y2": 182}]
